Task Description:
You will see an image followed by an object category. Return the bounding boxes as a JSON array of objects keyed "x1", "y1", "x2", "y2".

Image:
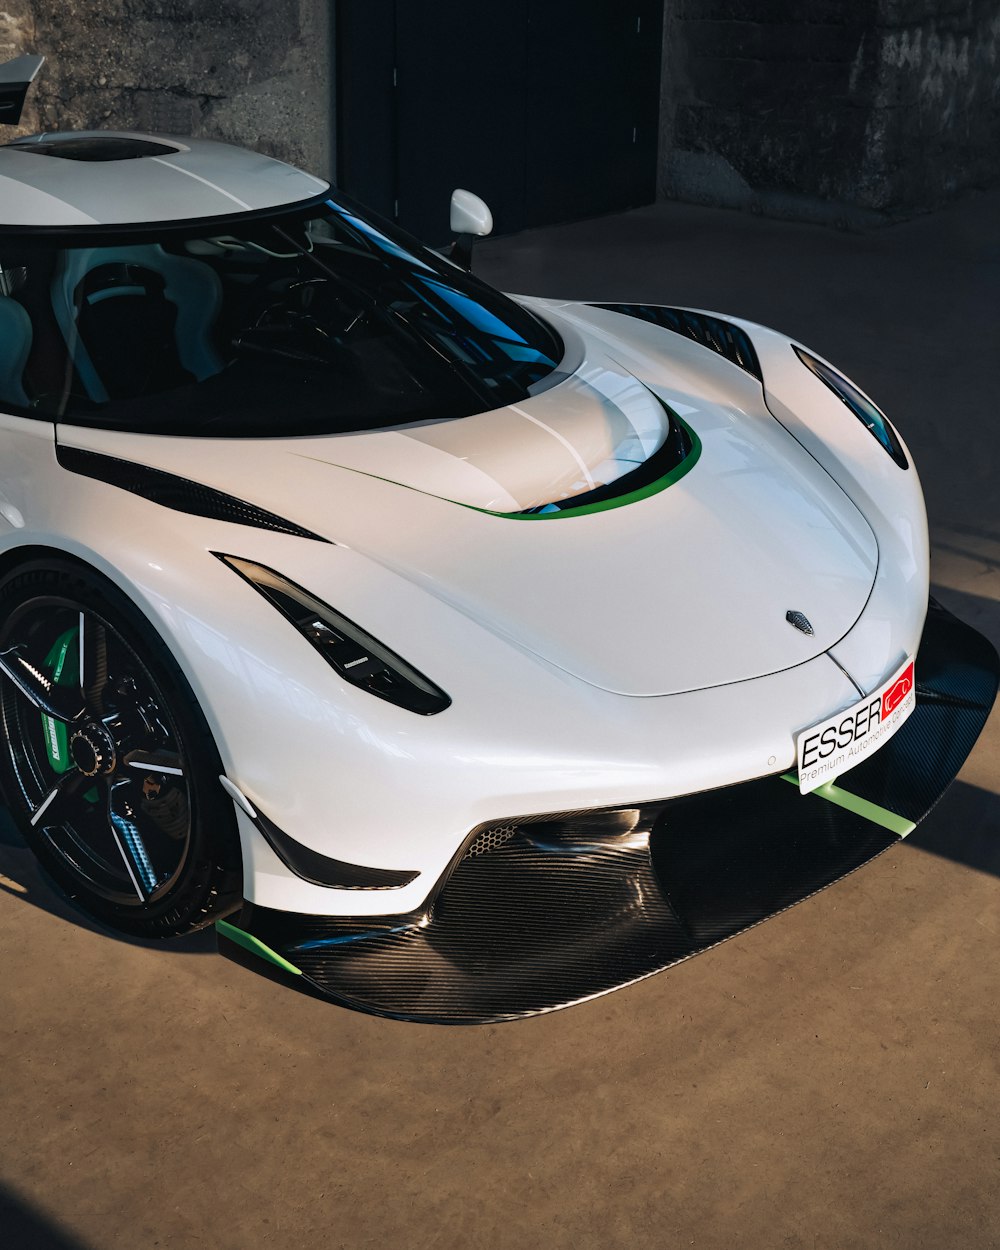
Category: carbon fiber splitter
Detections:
[{"x1": 219, "y1": 599, "x2": 999, "y2": 1023}]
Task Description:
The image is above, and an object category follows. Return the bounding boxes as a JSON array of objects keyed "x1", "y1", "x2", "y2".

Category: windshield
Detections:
[{"x1": 0, "y1": 194, "x2": 563, "y2": 436}]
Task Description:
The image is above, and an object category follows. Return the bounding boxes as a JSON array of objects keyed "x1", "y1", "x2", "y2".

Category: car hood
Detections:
[
  {"x1": 293, "y1": 348, "x2": 673, "y2": 513},
  {"x1": 58, "y1": 332, "x2": 879, "y2": 696}
]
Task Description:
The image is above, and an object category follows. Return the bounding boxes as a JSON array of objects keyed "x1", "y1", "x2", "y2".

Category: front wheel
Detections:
[{"x1": 0, "y1": 560, "x2": 242, "y2": 937}]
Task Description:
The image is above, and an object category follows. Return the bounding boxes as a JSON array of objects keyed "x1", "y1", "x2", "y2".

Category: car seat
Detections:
[
  {"x1": 0, "y1": 295, "x2": 33, "y2": 409},
  {"x1": 51, "y1": 244, "x2": 224, "y2": 404}
]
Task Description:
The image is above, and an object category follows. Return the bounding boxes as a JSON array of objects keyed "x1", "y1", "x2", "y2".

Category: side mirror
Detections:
[{"x1": 449, "y1": 189, "x2": 493, "y2": 270}]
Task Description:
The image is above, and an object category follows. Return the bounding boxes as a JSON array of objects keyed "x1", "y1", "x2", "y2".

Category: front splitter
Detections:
[{"x1": 219, "y1": 599, "x2": 998, "y2": 1023}]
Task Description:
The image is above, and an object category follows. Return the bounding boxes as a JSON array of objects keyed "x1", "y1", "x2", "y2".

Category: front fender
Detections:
[{"x1": 735, "y1": 318, "x2": 929, "y2": 692}]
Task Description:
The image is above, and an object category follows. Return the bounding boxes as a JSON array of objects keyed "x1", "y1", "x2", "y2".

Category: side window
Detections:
[
  {"x1": 52, "y1": 246, "x2": 225, "y2": 405},
  {"x1": 0, "y1": 242, "x2": 228, "y2": 418},
  {"x1": 0, "y1": 260, "x2": 34, "y2": 413}
]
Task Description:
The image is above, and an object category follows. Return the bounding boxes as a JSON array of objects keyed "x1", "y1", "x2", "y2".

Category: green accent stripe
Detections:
[
  {"x1": 471, "y1": 411, "x2": 702, "y2": 521},
  {"x1": 296, "y1": 401, "x2": 702, "y2": 522},
  {"x1": 216, "y1": 918, "x2": 302, "y2": 976},
  {"x1": 781, "y1": 772, "x2": 916, "y2": 838}
]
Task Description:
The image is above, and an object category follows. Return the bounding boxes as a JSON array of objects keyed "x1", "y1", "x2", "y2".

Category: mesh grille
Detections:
[
  {"x1": 465, "y1": 823, "x2": 518, "y2": 858},
  {"x1": 57, "y1": 446, "x2": 328, "y2": 542}
]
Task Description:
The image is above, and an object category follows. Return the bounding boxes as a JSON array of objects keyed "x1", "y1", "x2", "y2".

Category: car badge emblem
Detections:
[{"x1": 786, "y1": 610, "x2": 815, "y2": 636}]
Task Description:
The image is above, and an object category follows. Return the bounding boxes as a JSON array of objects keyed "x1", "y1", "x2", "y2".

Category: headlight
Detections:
[
  {"x1": 794, "y1": 346, "x2": 907, "y2": 469},
  {"x1": 218, "y1": 555, "x2": 451, "y2": 715}
]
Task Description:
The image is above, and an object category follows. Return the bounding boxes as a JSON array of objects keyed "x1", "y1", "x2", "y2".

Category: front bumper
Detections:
[{"x1": 219, "y1": 600, "x2": 998, "y2": 1024}]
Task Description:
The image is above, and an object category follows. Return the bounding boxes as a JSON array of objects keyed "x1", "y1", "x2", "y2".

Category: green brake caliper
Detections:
[
  {"x1": 41, "y1": 626, "x2": 98, "y2": 802},
  {"x1": 41, "y1": 628, "x2": 78, "y2": 774}
]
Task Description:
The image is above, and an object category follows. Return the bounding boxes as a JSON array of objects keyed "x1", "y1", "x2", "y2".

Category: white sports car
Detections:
[{"x1": 0, "y1": 66, "x2": 995, "y2": 1022}]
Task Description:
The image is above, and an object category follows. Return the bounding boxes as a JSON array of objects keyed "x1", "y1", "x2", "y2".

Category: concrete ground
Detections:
[{"x1": 2, "y1": 191, "x2": 999, "y2": 1250}]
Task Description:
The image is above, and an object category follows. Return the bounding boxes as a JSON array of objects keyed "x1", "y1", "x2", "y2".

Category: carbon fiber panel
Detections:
[
  {"x1": 56, "y1": 445, "x2": 328, "y2": 542},
  {"x1": 222, "y1": 601, "x2": 998, "y2": 1023}
]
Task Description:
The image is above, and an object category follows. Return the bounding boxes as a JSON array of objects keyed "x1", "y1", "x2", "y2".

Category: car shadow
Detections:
[
  {"x1": 4, "y1": 775, "x2": 999, "y2": 962},
  {"x1": 929, "y1": 576, "x2": 1000, "y2": 641},
  {"x1": 904, "y1": 779, "x2": 1000, "y2": 879},
  {"x1": 0, "y1": 808, "x2": 216, "y2": 954},
  {"x1": 0, "y1": 1182, "x2": 97, "y2": 1250}
]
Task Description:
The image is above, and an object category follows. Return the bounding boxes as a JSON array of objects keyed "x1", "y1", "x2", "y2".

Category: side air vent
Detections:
[
  {"x1": 56, "y1": 445, "x2": 329, "y2": 542},
  {"x1": 593, "y1": 303, "x2": 763, "y2": 382},
  {"x1": 8, "y1": 136, "x2": 181, "y2": 162}
]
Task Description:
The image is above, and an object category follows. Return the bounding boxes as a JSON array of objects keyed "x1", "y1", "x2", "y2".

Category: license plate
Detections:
[{"x1": 795, "y1": 656, "x2": 915, "y2": 794}]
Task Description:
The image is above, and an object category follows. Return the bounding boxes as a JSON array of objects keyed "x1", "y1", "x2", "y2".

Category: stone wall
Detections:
[
  {"x1": 0, "y1": 0, "x2": 332, "y2": 177},
  {"x1": 1, "y1": 2, "x2": 995, "y2": 219},
  {"x1": 662, "y1": 0, "x2": 1000, "y2": 217},
  {"x1": 869, "y1": 0, "x2": 1000, "y2": 209}
]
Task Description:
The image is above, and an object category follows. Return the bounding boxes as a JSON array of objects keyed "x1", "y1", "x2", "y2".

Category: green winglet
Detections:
[
  {"x1": 781, "y1": 773, "x2": 916, "y2": 838},
  {"x1": 216, "y1": 918, "x2": 302, "y2": 976}
]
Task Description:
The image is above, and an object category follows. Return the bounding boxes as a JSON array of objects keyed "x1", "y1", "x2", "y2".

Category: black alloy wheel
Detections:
[{"x1": 0, "y1": 560, "x2": 241, "y2": 937}]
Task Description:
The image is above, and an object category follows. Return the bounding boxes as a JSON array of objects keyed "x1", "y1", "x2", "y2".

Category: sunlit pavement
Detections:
[{"x1": 2, "y1": 191, "x2": 999, "y2": 1250}]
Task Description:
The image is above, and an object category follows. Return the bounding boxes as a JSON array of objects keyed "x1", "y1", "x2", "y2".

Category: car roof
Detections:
[{"x1": 0, "y1": 131, "x2": 330, "y2": 228}]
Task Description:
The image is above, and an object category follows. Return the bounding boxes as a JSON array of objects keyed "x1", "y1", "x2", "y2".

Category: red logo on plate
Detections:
[{"x1": 882, "y1": 662, "x2": 914, "y2": 718}]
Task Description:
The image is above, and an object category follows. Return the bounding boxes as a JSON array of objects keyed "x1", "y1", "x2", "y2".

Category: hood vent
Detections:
[
  {"x1": 8, "y1": 136, "x2": 181, "y2": 162},
  {"x1": 514, "y1": 398, "x2": 699, "y2": 519}
]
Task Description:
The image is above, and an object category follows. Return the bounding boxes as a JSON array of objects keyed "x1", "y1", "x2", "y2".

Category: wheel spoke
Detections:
[
  {"x1": 0, "y1": 647, "x2": 85, "y2": 723},
  {"x1": 0, "y1": 587, "x2": 201, "y2": 912},
  {"x1": 108, "y1": 779, "x2": 159, "y2": 900},
  {"x1": 78, "y1": 612, "x2": 109, "y2": 717},
  {"x1": 123, "y1": 748, "x2": 184, "y2": 777},
  {"x1": 29, "y1": 768, "x2": 84, "y2": 827}
]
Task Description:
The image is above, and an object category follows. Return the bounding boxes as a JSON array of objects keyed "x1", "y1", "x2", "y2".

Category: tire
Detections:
[{"x1": 0, "y1": 558, "x2": 242, "y2": 938}]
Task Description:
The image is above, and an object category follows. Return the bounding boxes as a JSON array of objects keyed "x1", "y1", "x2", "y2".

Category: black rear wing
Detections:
[{"x1": 0, "y1": 54, "x2": 44, "y2": 125}]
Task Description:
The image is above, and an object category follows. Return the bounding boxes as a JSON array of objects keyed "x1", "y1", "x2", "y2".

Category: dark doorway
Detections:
[{"x1": 337, "y1": 1, "x2": 663, "y2": 242}]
